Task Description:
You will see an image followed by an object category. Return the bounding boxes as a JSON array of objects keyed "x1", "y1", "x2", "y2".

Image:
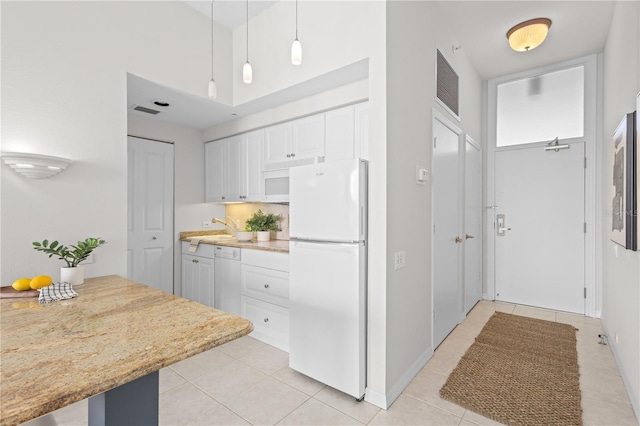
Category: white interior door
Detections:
[
  {"x1": 494, "y1": 142, "x2": 585, "y2": 314},
  {"x1": 127, "y1": 136, "x2": 174, "y2": 294},
  {"x1": 433, "y1": 116, "x2": 463, "y2": 348},
  {"x1": 464, "y1": 137, "x2": 483, "y2": 314}
]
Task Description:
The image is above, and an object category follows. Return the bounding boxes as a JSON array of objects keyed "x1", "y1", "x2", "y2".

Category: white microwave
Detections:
[{"x1": 262, "y1": 169, "x2": 290, "y2": 202}]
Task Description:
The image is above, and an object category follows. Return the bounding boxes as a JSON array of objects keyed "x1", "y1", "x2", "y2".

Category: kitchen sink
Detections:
[{"x1": 188, "y1": 235, "x2": 236, "y2": 242}]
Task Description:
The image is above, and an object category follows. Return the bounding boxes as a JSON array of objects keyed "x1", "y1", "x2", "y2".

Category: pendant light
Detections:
[
  {"x1": 208, "y1": 0, "x2": 217, "y2": 98},
  {"x1": 506, "y1": 18, "x2": 552, "y2": 52},
  {"x1": 243, "y1": 0, "x2": 253, "y2": 84},
  {"x1": 291, "y1": 0, "x2": 301, "y2": 65}
]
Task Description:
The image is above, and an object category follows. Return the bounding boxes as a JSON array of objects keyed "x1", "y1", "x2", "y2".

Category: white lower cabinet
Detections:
[
  {"x1": 181, "y1": 242, "x2": 215, "y2": 307},
  {"x1": 241, "y1": 250, "x2": 290, "y2": 351}
]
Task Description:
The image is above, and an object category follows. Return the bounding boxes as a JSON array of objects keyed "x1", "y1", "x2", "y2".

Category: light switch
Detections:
[{"x1": 416, "y1": 166, "x2": 429, "y2": 186}]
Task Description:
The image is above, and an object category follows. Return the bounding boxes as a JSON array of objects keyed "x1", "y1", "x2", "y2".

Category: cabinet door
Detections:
[
  {"x1": 226, "y1": 135, "x2": 244, "y2": 202},
  {"x1": 182, "y1": 254, "x2": 197, "y2": 301},
  {"x1": 264, "y1": 122, "x2": 292, "y2": 168},
  {"x1": 292, "y1": 114, "x2": 325, "y2": 160},
  {"x1": 181, "y1": 254, "x2": 214, "y2": 307},
  {"x1": 244, "y1": 130, "x2": 263, "y2": 201},
  {"x1": 354, "y1": 102, "x2": 369, "y2": 160},
  {"x1": 205, "y1": 141, "x2": 227, "y2": 202},
  {"x1": 195, "y1": 256, "x2": 215, "y2": 308},
  {"x1": 325, "y1": 105, "x2": 355, "y2": 162}
]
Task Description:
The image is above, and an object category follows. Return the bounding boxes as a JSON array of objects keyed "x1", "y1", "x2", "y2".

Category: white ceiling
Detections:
[
  {"x1": 182, "y1": 0, "x2": 278, "y2": 29},
  {"x1": 127, "y1": 1, "x2": 616, "y2": 130},
  {"x1": 434, "y1": 1, "x2": 615, "y2": 80}
]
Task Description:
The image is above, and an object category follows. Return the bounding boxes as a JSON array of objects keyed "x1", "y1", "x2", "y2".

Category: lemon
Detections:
[
  {"x1": 12, "y1": 278, "x2": 32, "y2": 291},
  {"x1": 30, "y1": 275, "x2": 52, "y2": 290}
]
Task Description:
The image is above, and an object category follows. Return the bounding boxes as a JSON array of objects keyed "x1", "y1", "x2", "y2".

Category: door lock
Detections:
[
  {"x1": 455, "y1": 236, "x2": 463, "y2": 243},
  {"x1": 497, "y1": 214, "x2": 511, "y2": 236}
]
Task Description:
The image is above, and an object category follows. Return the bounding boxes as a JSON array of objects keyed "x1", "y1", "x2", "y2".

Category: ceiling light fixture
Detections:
[
  {"x1": 506, "y1": 18, "x2": 552, "y2": 52},
  {"x1": 243, "y1": 0, "x2": 252, "y2": 84},
  {"x1": 208, "y1": 0, "x2": 217, "y2": 98},
  {"x1": 291, "y1": 0, "x2": 301, "y2": 65},
  {"x1": 2, "y1": 152, "x2": 73, "y2": 179}
]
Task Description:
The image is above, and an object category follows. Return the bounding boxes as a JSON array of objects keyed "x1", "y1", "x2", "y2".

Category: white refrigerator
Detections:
[{"x1": 289, "y1": 159, "x2": 367, "y2": 400}]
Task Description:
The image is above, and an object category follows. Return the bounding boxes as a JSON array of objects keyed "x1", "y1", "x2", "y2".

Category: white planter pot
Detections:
[
  {"x1": 256, "y1": 231, "x2": 271, "y2": 242},
  {"x1": 61, "y1": 266, "x2": 85, "y2": 285}
]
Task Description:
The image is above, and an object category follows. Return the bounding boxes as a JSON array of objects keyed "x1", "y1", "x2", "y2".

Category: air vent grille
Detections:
[
  {"x1": 133, "y1": 106, "x2": 161, "y2": 115},
  {"x1": 436, "y1": 49, "x2": 459, "y2": 118}
]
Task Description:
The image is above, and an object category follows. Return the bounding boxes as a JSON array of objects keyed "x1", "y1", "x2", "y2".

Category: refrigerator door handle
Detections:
[{"x1": 290, "y1": 237, "x2": 364, "y2": 245}]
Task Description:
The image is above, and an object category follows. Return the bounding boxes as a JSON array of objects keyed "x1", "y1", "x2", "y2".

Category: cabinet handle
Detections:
[
  {"x1": 291, "y1": 153, "x2": 296, "y2": 157},
  {"x1": 264, "y1": 318, "x2": 269, "y2": 323},
  {"x1": 152, "y1": 236, "x2": 157, "y2": 240},
  {"x1": 264, "y1": 284, "x2": 270, "y2": 289},
  {"x1": 192, "y1": 259, "x2": 199, "y2": 263},
  {"x1": 286, "y1": 154, "x2": 291, "y2": 158},
  {"x1": 222, "y1": 196, "x2": 226, "y2": 200}
]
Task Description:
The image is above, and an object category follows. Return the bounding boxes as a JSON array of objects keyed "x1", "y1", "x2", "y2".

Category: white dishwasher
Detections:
[{"x1": 214, "y1": 246, "x2": 241, "y2": 316}]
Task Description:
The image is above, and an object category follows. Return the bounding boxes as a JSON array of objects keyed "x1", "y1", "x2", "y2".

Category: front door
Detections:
[
  {"x1": 127, "y1": 136, "x2": 174, "y2": 294},
  {"x1": 464, "y1": 137, "x2": 483, "y2": 314},
  {"x1": 494, "y1": 141, "x2": 585, "y2": 314}
]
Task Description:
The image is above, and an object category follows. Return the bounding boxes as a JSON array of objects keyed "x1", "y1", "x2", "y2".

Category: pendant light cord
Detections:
[
  {"x1": 295, "y1": 0, "x2": 298, "y2": 39},
  {"x1": 246, "y1": 0, "x2": 249, "y2": 62},
  {"x1": 210, "y1": 0, "x2": 214, "y2": 80}
]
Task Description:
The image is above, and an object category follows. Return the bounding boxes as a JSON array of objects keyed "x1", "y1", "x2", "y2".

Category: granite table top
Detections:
[{"x1": 0, "y1": 275, "x2": 253, "y2": 426}]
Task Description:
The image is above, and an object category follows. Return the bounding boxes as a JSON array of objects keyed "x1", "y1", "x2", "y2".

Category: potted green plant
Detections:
[
  {"x1": 244, "y1": 210, "x2": 282, "y2": 242},
  {"x1": 33, "y1": 237, "x2": 106, "y2": 284}
]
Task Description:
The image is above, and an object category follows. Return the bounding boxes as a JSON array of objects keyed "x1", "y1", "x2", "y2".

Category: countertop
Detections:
[
  {"x1": 0, "y1": 275, "x2": 253, "y2": 426},
  {"x1": 180, "y1": 231, "x2": 290, "y2": 253}
]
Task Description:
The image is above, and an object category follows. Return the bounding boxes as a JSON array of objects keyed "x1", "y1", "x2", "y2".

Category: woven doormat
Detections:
[{"x1": 440, "y1": 312, "x2": 582, "y2": 426}]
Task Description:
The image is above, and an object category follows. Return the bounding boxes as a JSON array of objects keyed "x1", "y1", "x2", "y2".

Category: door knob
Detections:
[
  {"x1": 152, "y1": 236, "x2": 157, "y2": 240},
  {"x1": 264, "y1": 284, "x2": 270, "y2": 288},
  {"x1": 455, "y1": 236, "x2": 463, "y2": 243},
  {"x1": 465, "y1": 234, "x2": 475, "y2": 239}
]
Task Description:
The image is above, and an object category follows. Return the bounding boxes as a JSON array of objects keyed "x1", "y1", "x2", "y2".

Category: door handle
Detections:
[
  {"x1": 455, "y1": 236, "x2": 463, "y2": 243},
  {"x1": 465, "y1": 234, "x2": 475, "y2": 239},
  {"x1": 152, "y1": 236, "x2": 157, "y2": 240},
  {"x1": 497, "y1": 214, "x2": 511, "y2": 236}
]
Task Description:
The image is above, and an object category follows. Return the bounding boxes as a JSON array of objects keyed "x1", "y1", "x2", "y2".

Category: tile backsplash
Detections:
[{"x1": 225, "y1": 203, "x2": 290, "y2": 240}]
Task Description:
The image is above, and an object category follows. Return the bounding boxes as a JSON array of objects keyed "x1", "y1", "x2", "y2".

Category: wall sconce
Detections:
[{"x1": 1, "y1": 152, "x2": 73, "y2": 178}]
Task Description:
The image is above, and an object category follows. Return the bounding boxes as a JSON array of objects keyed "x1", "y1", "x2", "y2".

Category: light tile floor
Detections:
[{"x1": 23, "y1": 301, "x2": 639, "y2": 425}]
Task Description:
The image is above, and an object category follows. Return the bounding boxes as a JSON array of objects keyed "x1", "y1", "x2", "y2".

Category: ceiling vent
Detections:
[
  {"x1": 436, "y1": 49, "x2": 459, "y2": 119},
  {"x1": 132, "y1": 105, "x2": 161, "y2": 115}
]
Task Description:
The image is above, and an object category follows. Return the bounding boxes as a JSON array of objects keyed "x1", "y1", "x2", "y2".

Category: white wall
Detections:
[
  {"x1": 601, "y1": 0, "x2": 640, "y2": 418},
  {"x1": 384, "y1": 1, "x2": 482, "y2": 403},
  {"x1": 1, "y1": 1, "x2": 230, "y2": 284},
  {"x1": 126, "y1": 114, "x2": 225, "y2": 296}
]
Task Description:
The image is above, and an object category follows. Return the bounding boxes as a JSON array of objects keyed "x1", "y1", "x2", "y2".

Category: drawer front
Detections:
[
  {"x1": 241, "y1": 296, "x2": 289, "y2": 352},
  {"x1": 241, "y1": 265, "x2": 289, "y2": 307},
  {"x1": 241, "y1": 249, "x2": 289, "y2": 272}
]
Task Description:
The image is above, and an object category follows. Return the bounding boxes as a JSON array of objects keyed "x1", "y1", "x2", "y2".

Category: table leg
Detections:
[{"x1": 88, "y1": 370, "x2": 159, "y2": 426}]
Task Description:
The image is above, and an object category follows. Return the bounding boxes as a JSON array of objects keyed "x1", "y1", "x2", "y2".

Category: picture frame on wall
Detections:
[{"x1": 610, "y1": 111, "x2": 637, "y2": 250}]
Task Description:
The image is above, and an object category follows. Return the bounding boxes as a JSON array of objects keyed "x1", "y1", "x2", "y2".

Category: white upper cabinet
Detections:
[
  {"x1": 292, "y1": 114, "x2": 325, "y2": 159},
  {"x1": 325, "y1": 105, "x2": 355, "y2": 162},
  {"x1": 243, "y1": 129, "x2": 263, "y2": 202},
  {"x1": 354, "y1": 102, "x2": 369, "y2": 160},
  {"x1": 264, "y1": 122, "x2": 293, "y2": 168},
  {"x1": 205, "y1": 140, "x2": 227, "y2": 202},
  {"x1": 263, "y1": 113, "x2": 325, "y2": 170},
  {"x1": 205, "y1": 131, "x2": 264, "y2": 203},
  {"x1": 226, "y1": 135, "x2": 243, "y2": 201}
]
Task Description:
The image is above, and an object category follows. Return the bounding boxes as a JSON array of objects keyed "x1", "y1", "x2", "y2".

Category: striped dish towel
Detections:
[{"x1": 39, "y1": 282, "x2": 78, "y2": 304}]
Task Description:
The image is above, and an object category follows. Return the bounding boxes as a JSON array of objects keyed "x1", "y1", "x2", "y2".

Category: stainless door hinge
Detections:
[
  {"x1": 584, "y1": 157, "x2": 587, "y2": 168},
  {"x1": 584, "y1": 222, "x2": 587, "y2": 234},
  {"x1": 584, "y1": 288, "x2": 587, "y2": 299},
  {"x1": 434, "y1": 137, "x2": 437, "y2": 148}
]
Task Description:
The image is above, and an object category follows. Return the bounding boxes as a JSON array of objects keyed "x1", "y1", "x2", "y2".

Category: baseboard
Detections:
[
  {"x1": 601, "y1": 317, "x2": 639, "y2": 420},
  {"x1": 365, "y1": 347, "x2": 434, "y2": 410},
  {"x1": 595, "y1": 310, "x2": 602, "y2": 319}
]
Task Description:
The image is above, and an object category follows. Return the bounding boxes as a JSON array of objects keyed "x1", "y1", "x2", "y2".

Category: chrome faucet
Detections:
[{"x1": 212, "y1": 217, "x2": 239, "y2": 234}]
